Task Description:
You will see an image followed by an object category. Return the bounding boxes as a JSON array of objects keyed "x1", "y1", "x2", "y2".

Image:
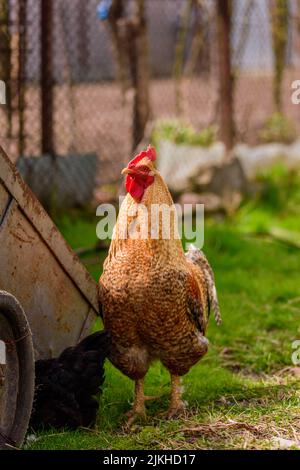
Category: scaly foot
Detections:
[
  {"x1": 124, "y1": 378, "x2": 151, "y2": 428},
  {"x1": 158, "y1": 374, "x2": 186, "y2": 419}
]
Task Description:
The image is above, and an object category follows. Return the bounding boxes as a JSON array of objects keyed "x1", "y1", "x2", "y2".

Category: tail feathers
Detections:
[
  {"x1": 186, "y1": 245, "x2": 222, "y2": 326},
  {"x1": 209, "y1": 284, "x2": 222, "y2": 327}
]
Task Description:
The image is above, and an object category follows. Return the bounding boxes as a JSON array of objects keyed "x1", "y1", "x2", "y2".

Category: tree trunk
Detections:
[
  {"x1": 18, "y1": 0, "x2": 27, "y2": 156},
  {"x1": 108, "y1": 0, "x2": 129, "y2": 99},
  {"x1": 0, "y1": 0, "x2": 12, "y2": 137},
  {"x1": 270, "y1": 0, "x2": 289, "y2": 112},
  {"x1": 107, "y1": 0, "x2": 150, "y2": 152},
  {"x1": 216, "y1": 0, "x2": 234, "y2": 152},
  {"x1": 173, "y1": 0, "x2": 193, "y2": 117},
  {"x1": 129, "y1": 0, "x2": 150, "y2": 151},
  {"x1": 41, "y1": 0, "x2": 54, "y2": 155},
  {"x1": 78, "y1": 1, "x2": 89, "y2": 77}
]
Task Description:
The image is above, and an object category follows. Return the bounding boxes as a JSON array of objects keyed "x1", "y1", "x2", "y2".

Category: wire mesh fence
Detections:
[{"x1": 1, "y1": 0, "x2": 300, "y2": 204}]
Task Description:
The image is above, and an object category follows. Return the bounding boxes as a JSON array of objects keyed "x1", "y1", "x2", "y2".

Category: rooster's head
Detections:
[{"x1": 122, "y1": 146, "x2": 157, "y2": 202}]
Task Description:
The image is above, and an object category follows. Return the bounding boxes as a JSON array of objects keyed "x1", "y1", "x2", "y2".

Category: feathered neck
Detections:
[{"x1": 106, "y1": 173, "x2": 185, "y2": 264}]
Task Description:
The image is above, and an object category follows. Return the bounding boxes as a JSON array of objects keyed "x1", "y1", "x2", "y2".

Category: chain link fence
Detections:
[{"x1": 0, "y1": 0, "x2": 300, "y2": 205}]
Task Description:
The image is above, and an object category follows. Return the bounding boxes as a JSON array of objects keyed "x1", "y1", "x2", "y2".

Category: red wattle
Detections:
[
  {"x1": 126, "y1": 175, "x2": 145, "y2": 201},
  {"x1": 125, "y1": 173, "x2": 154, "y2": 202}
]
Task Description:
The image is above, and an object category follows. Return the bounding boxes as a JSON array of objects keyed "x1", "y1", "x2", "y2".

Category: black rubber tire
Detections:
[{"x1": 0, "y1": 291, "x2": 35, "y2": 450}]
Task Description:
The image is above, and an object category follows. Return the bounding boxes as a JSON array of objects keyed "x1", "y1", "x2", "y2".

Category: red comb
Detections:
[{"x1": 128, "y1": 145, "x2": 156, "y2": 168}]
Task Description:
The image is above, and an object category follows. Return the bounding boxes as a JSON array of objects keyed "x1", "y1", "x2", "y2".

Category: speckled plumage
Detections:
[{"x1": 99, "y1": 152, "x2": 220, "y2": 419}]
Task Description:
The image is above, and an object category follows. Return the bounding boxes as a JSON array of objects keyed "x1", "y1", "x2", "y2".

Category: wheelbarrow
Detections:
[{"x1": 0, "y1": 146, "x2": 100, "y2": 449}]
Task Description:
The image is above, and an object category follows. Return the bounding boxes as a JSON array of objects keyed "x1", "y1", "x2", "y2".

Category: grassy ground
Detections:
[{"x1": 26, "y1": 168, "x2": 300, "y2": 450}]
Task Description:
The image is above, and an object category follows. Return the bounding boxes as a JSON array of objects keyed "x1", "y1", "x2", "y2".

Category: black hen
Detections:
[{"x1": 30, "y1": 330, "x2": 111, "y2": 430}]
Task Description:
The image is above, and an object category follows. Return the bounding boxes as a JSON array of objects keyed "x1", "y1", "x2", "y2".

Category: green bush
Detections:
[
  {"x1": 259, "y1": 112, "x2": 296, "y2": 144},
  {"x1": 256, "y1": 163, "x2": 300, "y2": 212},
  {"x1": 152, "y1": 119, "x2": 217, "y2": 148}
]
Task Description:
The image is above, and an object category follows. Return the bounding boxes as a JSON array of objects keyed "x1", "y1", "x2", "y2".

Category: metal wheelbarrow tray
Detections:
[{"x1": 0, "y1": 146, "x2": 100, "y2": 449}]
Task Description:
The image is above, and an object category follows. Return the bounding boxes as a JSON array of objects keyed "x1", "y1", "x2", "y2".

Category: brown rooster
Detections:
[{"x1": 99, "y1": 146, "x2": 221, "y2": 424}]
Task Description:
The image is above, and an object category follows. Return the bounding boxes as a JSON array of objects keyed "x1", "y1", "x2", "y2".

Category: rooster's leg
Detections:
[
  {"x1": 166, "y1": 375, "x2": 186, "y2": 418},
  {"x1": 125, "y1": 378, "x2": 147, "y2": 426}
]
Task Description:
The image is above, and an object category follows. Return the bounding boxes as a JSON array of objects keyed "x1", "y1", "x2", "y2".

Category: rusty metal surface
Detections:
[
  {"x1": 0, "y1": 184, "x2": 10, "y2": 221},
  {"x1": 77, "y1": 307, "x2": 98, "y2": 343},
  {"x1": 0, "y1": 146, "x2": 99, "y2": 313},
  {"x1": 0, "y1": 146, "x2": 99, "y2": 359}
]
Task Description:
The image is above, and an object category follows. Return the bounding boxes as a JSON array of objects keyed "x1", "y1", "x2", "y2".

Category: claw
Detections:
[
  {"x1": 165, "y1": 401, "x2": 186, "y2": 419},
  {"x1": 158, "y1": 400, "x2": 187, "y2": 420},
  {"x1": 124, "y1": 406, "x2": 146, "y2": 428}
]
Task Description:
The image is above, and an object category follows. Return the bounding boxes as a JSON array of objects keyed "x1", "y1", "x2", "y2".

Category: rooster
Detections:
[{"x1": 99, "y1": 146, "x2": 221, "y2": 424}]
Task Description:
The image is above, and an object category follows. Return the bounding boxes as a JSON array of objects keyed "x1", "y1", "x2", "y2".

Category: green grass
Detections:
[{"x1": 26, "y1": 173, "x2": 300, "y2": 450}]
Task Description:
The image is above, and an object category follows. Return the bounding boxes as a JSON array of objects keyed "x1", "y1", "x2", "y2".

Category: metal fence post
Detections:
[
  {"x1": 216, "y1": 0, "x2": 234, "y2": 152},
  {"x1": 41, "y1": 0, "x2": 54, "y2": 155}
]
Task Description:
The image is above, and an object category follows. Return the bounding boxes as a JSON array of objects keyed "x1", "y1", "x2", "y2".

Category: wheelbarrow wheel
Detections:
[{"x1": 0, "y1": 291, "x2": 35, "y2": 450}]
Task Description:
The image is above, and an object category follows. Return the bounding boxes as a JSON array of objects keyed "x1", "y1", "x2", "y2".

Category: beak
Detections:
[
  {"x1": 121, "y1": 166, "x2": 154, "y2": 176},
  {"x1": 121, "y1": 167, "x2": 133, "y2": 175}
]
